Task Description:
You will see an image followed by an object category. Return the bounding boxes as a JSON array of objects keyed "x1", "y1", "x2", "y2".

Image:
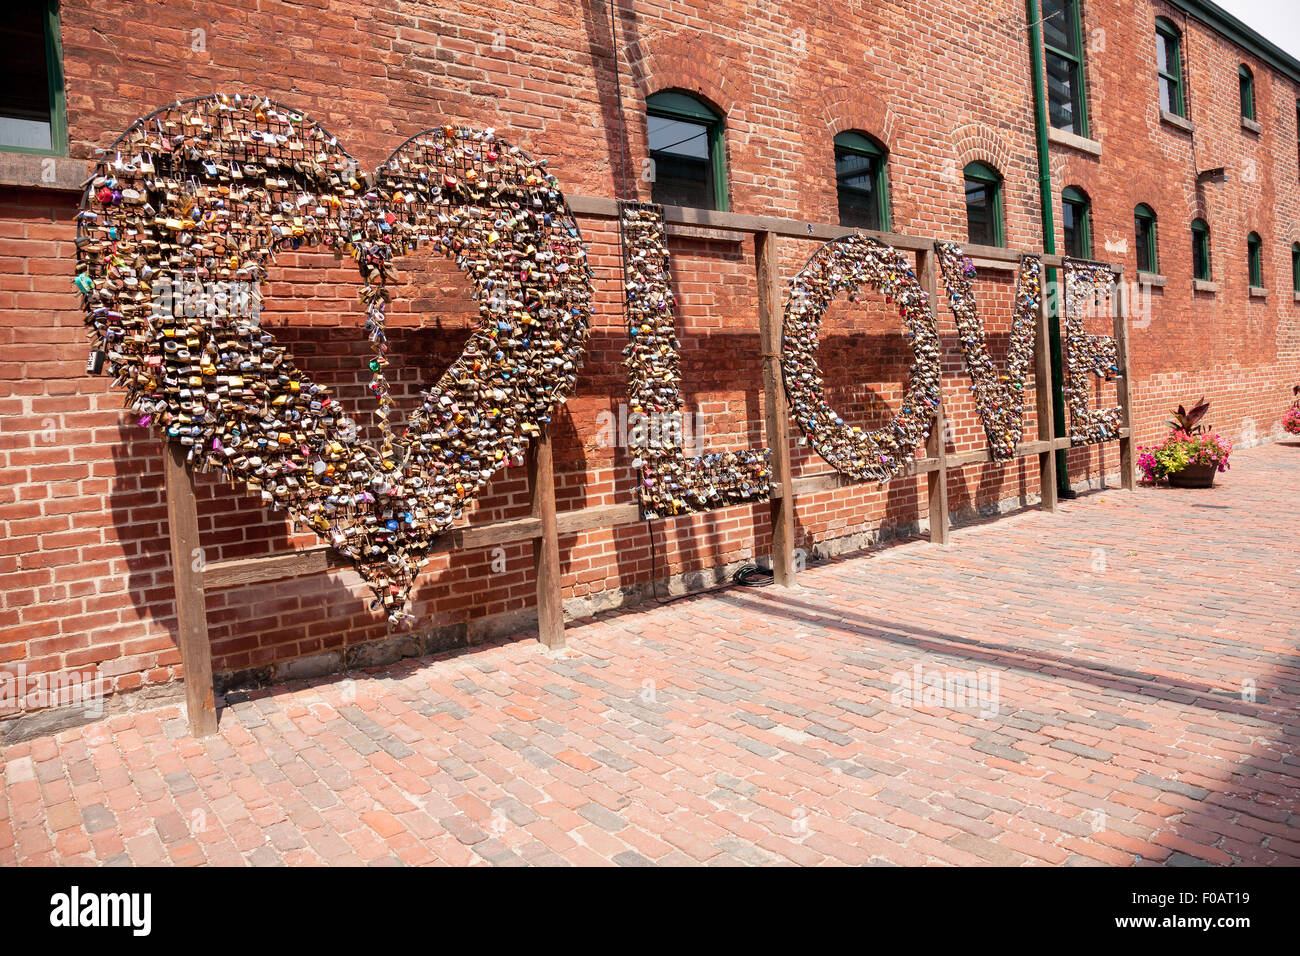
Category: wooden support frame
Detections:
[
  {"x1": 528, "y1": 427, "x2": 564, "y2": 649},
  {"x1": 1113, "y1": 270, "x2": 1137, "y2": 491},
  {"x1": 162, "y1": 443, "x2": 218, "y2": 737},
  {"x1": 918, "y1": 246, "x2": 950, "y2": 545},
  {"x1": 756, "y1": 231, "x2": 796, "y2": 586},
  {"x1": 158, "y1": 198, "x2": 1134, "y2": 737},
  {"x1": 1035, "y1": 267, "x2": 1060, "y2": 513}
]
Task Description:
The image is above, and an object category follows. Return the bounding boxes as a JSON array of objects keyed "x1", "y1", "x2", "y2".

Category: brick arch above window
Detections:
[
  {"x1": 626, "y1": 36, "x2": 748, "y2": 123},
  {"x1": 950, "y1": 124, "x2": 1016, "y2": 185},
  {"x1": 818, "y1": 86, "x2": 897, "y2": 147}
]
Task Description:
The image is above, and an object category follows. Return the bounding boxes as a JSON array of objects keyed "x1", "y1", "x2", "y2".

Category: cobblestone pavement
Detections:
[{"x1": 4, "y1": 443, "x2": 1299, "y2": 866}]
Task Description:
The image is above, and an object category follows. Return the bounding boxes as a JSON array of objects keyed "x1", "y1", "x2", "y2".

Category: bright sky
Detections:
[{"x1": 1213, "y1": 0, "x2": 1300, "y2": 61}]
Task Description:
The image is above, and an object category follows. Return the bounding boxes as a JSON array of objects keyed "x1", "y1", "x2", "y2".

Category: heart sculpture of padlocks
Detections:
[{"x1": 72, "y1": 94, "x2": 593, "y2": 623}]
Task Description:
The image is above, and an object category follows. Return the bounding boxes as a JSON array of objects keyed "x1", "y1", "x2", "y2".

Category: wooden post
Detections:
[
  {"x1": 756, "y1": 230, "x2": 796, "y2": 586},
  {"x1": 162, "y1": 443, "x2": 218, "y2": 737},
  {"x1": 528, "y1": 426, "x2": 565, "y2": 648},
  {"x1": 1035, "y1": 266, "x2": 1060, "y2": 512},
  {"x1": 919, "y1": 247, "x2": 950, "y2": 544},
  {"x1": 1113, "y1": 269, "x2": 1136, "y2": 491}
]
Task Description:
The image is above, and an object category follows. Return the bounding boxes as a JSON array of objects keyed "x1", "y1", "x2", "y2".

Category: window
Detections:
[
  {"x1": 0, "y1": 0, "x2": 65, "y2": 154},
  {"x1": 1247, "y1": 231, "x2": 1263, "y2": 287},
  {"x1": 834, "y1": 131, "x2": 891, "y2": 231},
  {"x1": 964, "y1": 162, "x2": 1005, "y2": 247},
  {"x1": 1155, "y1": 18, "x2": 1185, "y2": 117},
  {"x1": 1134, "y1": 204, "x2": 1158, "y2": 274},
  {"x1": 1292, "y1": 242, "x2": 1300, "y2": 293},
  {"x1": 1042, "y1": 0, "x2": 1089, "y2": 136},
  {"x1": 1239, "y1": 65, "x2": 1256, "y2": 122},
  {"x1": 646, "y1": 91, "x2": 727, "y2": 211},
  {"x1": 1061, "y1": 186, "x2": 1092, "y2": 259},
  {"x1": 1191, "y1": 219, "x2": 1211, "y2": 281}
]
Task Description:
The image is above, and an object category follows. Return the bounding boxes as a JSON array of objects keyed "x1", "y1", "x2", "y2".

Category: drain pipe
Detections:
[{"x1": 1026, "y1": 0, "x2": 1073, "y2": 497}]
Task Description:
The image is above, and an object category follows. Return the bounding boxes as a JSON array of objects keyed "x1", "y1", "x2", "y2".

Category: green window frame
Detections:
[
  {"x1": 1191, "y1": 219, "x2": 1211, "y2": 281},
  {"x1": 1041, "y1": 0, "x2": 1089, "y2": 137},
  {"x1": 1155, "y1": 18, "x2": 1186, "y2": 117},
  {"x1": 1247, "y1": 231, "x2": 1263, "y2": 287},
  {"x1": 0, "y1": 0, "x2": 67, "y2": 155},
  {"x1": 964, "y1": 162, "x2": 1005, "y2": 247},
  {"x1": 1134, "y1": 203, "x2": 1158, "y2": 274},
  {"x1": 1292, "y1": 242, "x2": 1300, "y2": 293},
  {"x1": 1239, "y1": 64, "x2": 1256, "y2": 122},
  {"x1": 833, "y1": 130, "x2": 891, "y2": 232},
  {"x1": 646, "y1": 90, "x2": 728, "y2": 212},
  {"x1": 1061, "y1": 186, "x2": 1092, "y2": 259}
]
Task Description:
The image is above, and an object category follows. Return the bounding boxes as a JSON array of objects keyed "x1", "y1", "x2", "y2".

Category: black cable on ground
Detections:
[{"x1": 731, "y1": 565, "x2": 774, "y2": 587}]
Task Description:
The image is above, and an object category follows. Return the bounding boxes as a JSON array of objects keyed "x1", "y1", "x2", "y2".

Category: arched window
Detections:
[
  {"x1": 1134, "y1": 204, "x2": 1158, "y2": 274},
  {"x1": 964, "y1": 162, "x2": 1004, "y2": 247},
  {"x1": 1247, "y1": 231, "x2": 1263, "y2": 288},
  {"x1": 834, "y1": 131, "x2": 891, "y2": 231},
  {"x1": 1155, "y1": 18, "x2": 1185, "y2": 117},
  {"x1": 1292, "y1": 242, "x2": 1300, "y2": 294},
  {"x1": 1239, "y1": 65, "x2": 1256, "y2": 122},
  {"x1": 1062, "y1": 186, "x2": 1092, "y2": 259},
  {"x1": 646, "y1": 91, "x2": 727, "y2": 211},
  {"x1": 1190, "y1": 219, "x2": 1211, "y2": 281}
]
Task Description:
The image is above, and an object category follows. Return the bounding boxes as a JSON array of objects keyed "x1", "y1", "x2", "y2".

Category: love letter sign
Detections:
[
  {"x1": 74, "y1": 94, "x2": 593, "y2": 622},
  {"x1": 76, "y1": 94, "x2": 1123, "y2": 627}
]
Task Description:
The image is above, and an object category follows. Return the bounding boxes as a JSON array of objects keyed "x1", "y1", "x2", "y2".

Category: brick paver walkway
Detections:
[{"x1": 4, "y1": 443, "x2": 1299, "y2": 866}]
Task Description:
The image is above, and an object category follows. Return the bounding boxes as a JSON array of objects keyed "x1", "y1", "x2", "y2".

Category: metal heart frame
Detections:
[{"x1": 73, "y1": 93, "x2": 593, "y2": 623}]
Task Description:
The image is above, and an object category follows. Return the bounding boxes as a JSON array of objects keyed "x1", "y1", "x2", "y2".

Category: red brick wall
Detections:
[{"x1": 2, "y1": 0, "x2": 1298, "y2": 715}]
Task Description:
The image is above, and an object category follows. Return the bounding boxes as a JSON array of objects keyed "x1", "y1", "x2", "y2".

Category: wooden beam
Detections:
[
  {"x1": 1113, "y1": 270, "x2": 1137, "y2": 491},
  {"x1": 756, "y1": 230, "x2": 797, "y2": 586},
  {"x1": 1035, "y1": 274, "x2": 1060, "y2": 513},
  {"x1": 203, "y1": 515, "x2": 544, "y2": 588},
  {"x1": 919, "y1": 247, "x2": 950, "y2": 545},
  {"x1": 162, "y1": 443, "x2": 218, "y2": 738},
  {"x1": 528, "y1": 427, "x2": 565, "y2": 649},
  {"x1": 568, "y1": 194, "x2": 931, "y2": 248}
]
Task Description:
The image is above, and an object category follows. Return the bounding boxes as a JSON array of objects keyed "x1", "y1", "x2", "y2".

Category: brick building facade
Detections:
[{"x1": 2, "y1": 0, "x2": 1298, "y2": 728}]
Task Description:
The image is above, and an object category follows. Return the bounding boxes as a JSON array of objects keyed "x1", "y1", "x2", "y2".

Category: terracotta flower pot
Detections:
[{"x1": 1168, "y1": 462, "x2": 1218, "y2": 488}]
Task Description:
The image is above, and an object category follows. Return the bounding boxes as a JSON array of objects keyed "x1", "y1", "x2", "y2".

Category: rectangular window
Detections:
[
  {"x1": 1247, "y1": 234, "x2": 1263, "y2": 287},
  {"x1": 648, "y1": 115, "x2": 714, "y2": 210},
  {"x1": 0, "y1": 1, "x2": 65, "y2": 155},
  {"x1": 1042, "y1": 0, "x2": 1088, "y2": 137},
  {"x1": 1156, "y1": 23, "x2": 1185, "y2": 117}
]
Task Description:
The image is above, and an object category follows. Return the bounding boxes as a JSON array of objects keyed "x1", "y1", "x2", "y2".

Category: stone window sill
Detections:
[
  {"x1": 1241, "y1": 117, "x2": 1262, "y2": 135},
  {"x1": 1047, "y1": 126, "x2": 1102, "y2": 156},
  {"x1": 1160, "y1": 109, "x2": 1194, "y2": 134},
  {"x1": 1249, "y1": 285, "x2": 1268, "y2": 298},
  {"x1": 1193, "y1": 279, "x2": 1217, "y2": 293},
  {"x1": 1294, "y1": 291, "x2": 1300, "y2": 303},
  {"x1": 1138, "y1": 272, "x2": 1167, "y2": 287},
  {"x1": 0, "y1": 152, "x2": 91, "y2": 192}
]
